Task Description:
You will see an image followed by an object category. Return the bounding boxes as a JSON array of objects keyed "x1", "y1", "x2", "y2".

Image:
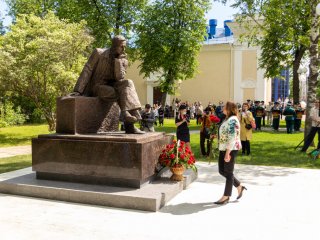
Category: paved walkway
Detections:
[
  {"x1": 0, "y1": 162, "x2": 319, "y2": 240},
  {"x1": 0, "y1": 145, "x2": 31, "y2": 158}
]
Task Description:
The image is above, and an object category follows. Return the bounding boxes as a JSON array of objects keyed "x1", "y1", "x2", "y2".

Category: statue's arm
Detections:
[
  {"x1": 114, "y1": 57, "x2": 128, "y2": 81},
  {"x1": 73, "y1": 49, "x2": 100, "y2": 94}
]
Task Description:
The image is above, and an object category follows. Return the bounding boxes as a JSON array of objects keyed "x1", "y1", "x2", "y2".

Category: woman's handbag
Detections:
[
  {"x1": 242, "y1": 112, "x2": 255, "y2": 130},
  {"x1": 245, "y1": 123, "x2": 252, "y2": 130}
]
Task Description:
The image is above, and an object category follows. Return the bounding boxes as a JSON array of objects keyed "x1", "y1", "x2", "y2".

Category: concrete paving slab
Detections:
[
  {"x1": 0, "y1": 162, "x2": 319, "y2": 240},
  {"x1": 0, "y1": 145, "x2": 31, "y2": 158}
]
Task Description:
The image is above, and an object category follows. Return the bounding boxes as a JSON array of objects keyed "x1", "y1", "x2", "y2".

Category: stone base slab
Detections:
[{"x1": 0, "y1": 167, "x2": 197, "y2": 212}]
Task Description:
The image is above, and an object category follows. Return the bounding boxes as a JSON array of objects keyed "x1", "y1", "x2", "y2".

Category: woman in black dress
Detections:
[{"x1": 175, "y1": 104, "x2": 191, "y2": 149}]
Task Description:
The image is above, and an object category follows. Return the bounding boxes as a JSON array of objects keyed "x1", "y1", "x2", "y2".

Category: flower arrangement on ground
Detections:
[{"x1": 158, "y1": 139, "x2": 197, "y2": 181}]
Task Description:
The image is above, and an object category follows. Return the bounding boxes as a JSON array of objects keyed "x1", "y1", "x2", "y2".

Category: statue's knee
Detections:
[{"x1": 94, "y1": 85, "x2": 117, "y2": 100}]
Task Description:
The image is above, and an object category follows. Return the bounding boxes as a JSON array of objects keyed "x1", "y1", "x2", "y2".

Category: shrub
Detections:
[{"x1": 0, "y1": 102, "x2": 26, "y2": 127}]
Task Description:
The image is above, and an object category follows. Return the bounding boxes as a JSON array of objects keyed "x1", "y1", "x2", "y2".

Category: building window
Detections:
[{"x1": 271, "y1": 69, "x2": 290, "y2": 102}]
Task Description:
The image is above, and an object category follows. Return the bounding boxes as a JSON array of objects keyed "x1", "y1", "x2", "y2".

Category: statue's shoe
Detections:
[
  {"x1": 132, "y1": 126, "x2": 145, "y2": 134},
  {"x1": 123, "y1": 111, "x2": 137, "y2": 123},
  {"x1": 125, "y1": 115, "x2": 137, "y2": 123},
  {"x1": 129, "y1": 109, "x2": 142, "y2": 121},
  {"x1": 124, "y1": 123, "x2": 145, "y2": 134}
]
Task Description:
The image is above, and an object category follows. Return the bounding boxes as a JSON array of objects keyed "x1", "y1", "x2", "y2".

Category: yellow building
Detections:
[{"x1": 126, "y1": 21, "x2": 272, "y2": 106}]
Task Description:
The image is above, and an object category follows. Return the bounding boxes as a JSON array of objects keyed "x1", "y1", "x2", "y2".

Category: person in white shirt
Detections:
[
  {"x1": 301, "y1": 100, "x2": 320, "y2": 152},
  {"x1": 190, "y1": 103, "x2": 196, "y2": 119}
]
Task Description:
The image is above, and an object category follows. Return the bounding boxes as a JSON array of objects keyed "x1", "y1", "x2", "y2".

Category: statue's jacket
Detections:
[{"x1": 73, "y1": 48, "x2": 141, "y2": 111}]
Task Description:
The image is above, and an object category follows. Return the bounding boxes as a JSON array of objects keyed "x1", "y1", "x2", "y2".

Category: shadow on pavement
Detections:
[{"x1": 160, "y1": 201, "x2": 238, "y2": 215}]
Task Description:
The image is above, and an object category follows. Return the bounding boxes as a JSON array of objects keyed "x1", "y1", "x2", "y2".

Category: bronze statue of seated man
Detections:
[{"x1": 69, "y1": 35, "x2": 144, "y2": 134}]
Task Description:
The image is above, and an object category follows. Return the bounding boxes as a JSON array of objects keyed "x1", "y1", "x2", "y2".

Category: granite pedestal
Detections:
[{"x1": 32, "y1": 132, "x2": 174, "y2": 188}]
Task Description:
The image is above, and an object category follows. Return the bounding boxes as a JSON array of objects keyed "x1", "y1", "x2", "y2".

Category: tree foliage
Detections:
[
  {"x1": 0, "y1": 101, "x2": 26, "y2": 128},
  {"x1": 6, "y1": 0, "x2": 147, "y2": 48},
  {"x1": 232, "y1": 0, "x2": 311, "y2": 102},
  {"x1": 137, "y1": 0, "x2": 211, "y2": 104},
  {"x1": 0, "y1": 12, "x2": 94, "y2": 130}
]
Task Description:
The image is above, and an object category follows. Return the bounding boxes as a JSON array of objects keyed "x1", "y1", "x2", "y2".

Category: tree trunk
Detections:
[
  {"x1": 161, "y1": 70, "x2": 174, "y2": 109},
  {"x1": 161, "y1": 92, "x2": 168, "y2": 109},
  {"x1": 292, "y1": 47, "x2": 306, "y2": 103},
  {"x1": 115, "y1": 0, "x2": 123, "y2": 35},
  {"x1": 304, "y1": 1, "x2": 320, "y2": 142},
  {"x1": 45, "y1": 115, "x2": 56, "y2": 132}
]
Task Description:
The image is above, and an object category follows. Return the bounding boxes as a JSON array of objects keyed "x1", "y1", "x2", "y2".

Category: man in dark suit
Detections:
[
  {"x1": 283, "y1": 102, "x2": 296, "y2": 134},
  {"x1": 140, "y1": 104, "x2": 156, "y2": 132}
]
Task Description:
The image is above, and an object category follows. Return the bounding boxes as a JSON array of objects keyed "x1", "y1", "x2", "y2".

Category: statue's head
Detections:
[{"x1": 112, "y1": 35, "x2": 127, "y2": 56}]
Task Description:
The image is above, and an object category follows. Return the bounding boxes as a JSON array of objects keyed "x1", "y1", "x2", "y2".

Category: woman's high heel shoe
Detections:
[
  {"x1": 214, "y1": 197, "x2": 230, "y2": 205},
  {"x1": 237, "y1": 186, "x2": 247, "y2": 200}
]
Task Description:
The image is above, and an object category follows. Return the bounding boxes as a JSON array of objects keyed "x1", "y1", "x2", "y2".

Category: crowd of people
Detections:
[
  {"x1": 136, "y1": 98, "x2": 319, "y2": 205},
  {"x1": 174, "y1": 99, "x2": 305, "y2": 133},
  {"x1": 138, "y1": 99, "x2": 305, "y2": 133},
  {"x1": 135, "y1": 98, "x2": 309, "y2": 159},
  {"x1": 134, "y1": 99, "x2": 314, "y2": 157}
]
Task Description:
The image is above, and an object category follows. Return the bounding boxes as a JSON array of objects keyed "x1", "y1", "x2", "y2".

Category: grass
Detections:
[
  {"x1": 155, "y1": 119, "x2": 320, "y2": 169},
  {"x1": 191, "y1": 130, "x2": 320, "y2": 169},
  {"x1": 0, "y1": 154, "x2": 31, "y2": 174},
  {"x1": 0, "y1": 120, "x2": 195, "y2": 147},
  {"x1": 0, "y1": 119, "x2": 302, "y2": 147},
  {"x1": 0, "y1": 119, "x2": 319, "y2": 174},
  {"x1": 0, "y1": 124, "x2": 50, "y2": 147}
]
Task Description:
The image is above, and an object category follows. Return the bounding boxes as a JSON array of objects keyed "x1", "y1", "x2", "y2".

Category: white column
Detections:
[
  {"x1": 233, "y1": 46, "x2": 243, "y2": 103},
  {"x1": 147, "y1": 85, "x2": 154, "y2": 105},
  {"x1": 255, "y1": 49, "x2": 266, "y2": 101},
  {"x1": 166, "y1": 95, "x2": 172, "y2": 106}
]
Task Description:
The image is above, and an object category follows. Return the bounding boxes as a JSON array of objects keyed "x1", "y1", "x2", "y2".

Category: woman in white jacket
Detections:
[{"x1": 214, "y1": 101, "x2": 247, "y2": 205}]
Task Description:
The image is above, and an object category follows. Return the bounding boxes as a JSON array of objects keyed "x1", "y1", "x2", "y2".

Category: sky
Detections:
[
  {"x1": 0, "y1": 0, "x2": 239, "y2": 28},
  {"x1": 0, "y1": 0, "x2": 11, "y2": 27},
  {"x1": 206, "y1": 0, "x2": 238, "y2": 27}
]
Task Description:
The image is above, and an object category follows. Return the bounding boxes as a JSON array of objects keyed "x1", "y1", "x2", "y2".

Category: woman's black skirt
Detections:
[{"x1": 176, "y1": 132, "x2": 190, "y2": 143}]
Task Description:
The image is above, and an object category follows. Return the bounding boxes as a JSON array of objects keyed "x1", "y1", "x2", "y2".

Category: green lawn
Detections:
[
  {"x1": 191, "y1": 132, "x2": 320, "y2": 169},
  {"x1": 155, "y1": 119, "x2": 319, "y2": 169},
  {"x1": 0, "y1": 119, "x2": 302, "y2": 147},
  {"x1": 0, "y1": 124, "x2": 50, "y2": 147},
  {"x1": 0, "y1": 154, "x2": 31, "y2": 174},
  {"x1": 0, "y1": 119, "x2": 319, "y2": 175}
]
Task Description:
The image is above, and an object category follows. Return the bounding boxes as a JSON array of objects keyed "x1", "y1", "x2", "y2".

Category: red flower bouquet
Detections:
[
  {"x1": 158, "y1": 139, "x2": 197, "y2": 172},
  {"x1": 209, "y1": 115, "x2": 220, "y2": 124},
  {"x1": 208, "y1": 114, "x2": 220, "y2": 161}
]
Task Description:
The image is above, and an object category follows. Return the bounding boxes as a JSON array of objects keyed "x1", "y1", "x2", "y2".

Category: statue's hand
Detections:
[
  {"x1": 118, "y1": 53, "x2": 127, "y2": 59},
  {"x1": 68, "y1": 92, "x2": 81, "y2": 97},
  {"x1": 115, "y1": 58, "x2": 128, "y2": 69},
  {"x1": 122, "y1": 58, "x2": 129, "y2": 69}
]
